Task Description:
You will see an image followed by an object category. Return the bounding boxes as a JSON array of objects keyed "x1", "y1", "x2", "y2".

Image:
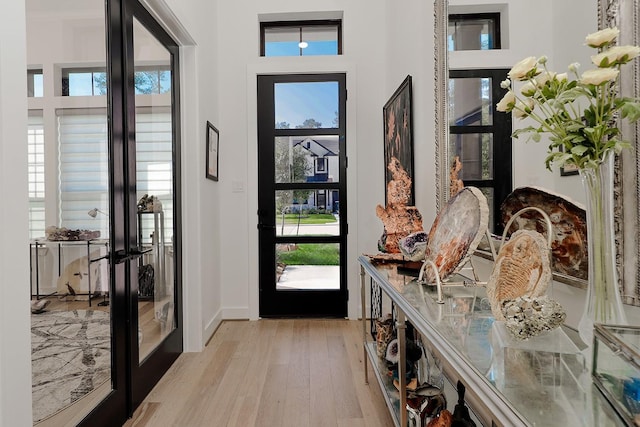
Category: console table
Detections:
[
  {"x1": 358, "y1": 255, "x2": 624, "y2": 426},
  {"x1": 30, "y1": 239, "x2": 109, "y2": 306}
]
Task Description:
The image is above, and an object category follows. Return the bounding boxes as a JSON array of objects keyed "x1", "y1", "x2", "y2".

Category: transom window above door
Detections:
[{"x1": 260, "y1": 20, "x2": 342, "y2": 57}]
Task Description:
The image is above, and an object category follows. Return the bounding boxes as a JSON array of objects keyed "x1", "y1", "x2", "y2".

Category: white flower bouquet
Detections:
[{"x1": 496, "y1": 27, "x2": 640, "y2": 171}]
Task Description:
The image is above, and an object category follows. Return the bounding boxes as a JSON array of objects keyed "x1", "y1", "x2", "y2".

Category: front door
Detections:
[{"x1": 257, "y1": 74, "x2": 348, "y2": 317}]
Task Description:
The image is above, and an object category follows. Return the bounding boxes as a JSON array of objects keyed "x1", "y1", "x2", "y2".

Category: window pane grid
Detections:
[
  {"x1": 28, "y1": 115, "x2": 45, "y2": 238},
  {"x1": 449, "y1": 68, "x2": 512, "y2": 233}
]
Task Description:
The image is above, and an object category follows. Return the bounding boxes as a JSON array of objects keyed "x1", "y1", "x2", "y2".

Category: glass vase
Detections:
[{"x1": 577, "y1": 152, "x2": 627, "y2": 349}]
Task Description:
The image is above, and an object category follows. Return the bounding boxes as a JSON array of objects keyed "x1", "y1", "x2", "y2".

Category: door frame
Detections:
[{"x1": 257, "y1": 73, "x2": 348, "y2": 318}]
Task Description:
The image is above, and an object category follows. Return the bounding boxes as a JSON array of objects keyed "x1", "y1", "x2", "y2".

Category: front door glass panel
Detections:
[
  {"x1": 274, "y1": 135, "x2": 340, "y2": 183},
  {"x1": 275, "y1": 189, "x2": 340, "y2": 237},
  {"x1": 274, "y1": 81, "x2": 339, "y2": 129}
]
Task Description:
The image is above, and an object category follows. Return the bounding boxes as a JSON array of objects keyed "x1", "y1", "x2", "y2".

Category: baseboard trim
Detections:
[
  {"x1": 203, "y1": 310, "x2": 223, "y2": 346},
  {"x1": 222, "y1": 307, "x2": 250, "y2": 320}
]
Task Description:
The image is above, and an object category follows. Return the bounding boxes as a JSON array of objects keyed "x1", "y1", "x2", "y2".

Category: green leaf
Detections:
[
  {"x1": 512, "y1": 126, "x2": 538, "y2": 139},
  {"x1": 621, "y1": 101, "x2": 640, "y2": 122},
  {"x1": 571, "y1": 145, "x2": 589, "y2": 156}
]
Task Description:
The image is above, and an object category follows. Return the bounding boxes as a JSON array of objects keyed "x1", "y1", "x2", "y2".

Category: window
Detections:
[
  {"x1": 134, "y1": 66, "x2": 171, "y2": 95},
  {"x1": 449, "y1": 69, "x2": 512, "y2": 232},
  {"x1": 27, "y1": 69, "x2": 43, "y2": 98},
  {"x1": 57, "y1": 108, "x2": 173, "y2": 238},
  {"x1": 135, "y1": 107, "x2": 174, "y2": 241},
  {"x1": 28, "y1": 112, "x2": 45, "y2": 238},
  {"x1": 448, "y1": 13, "x2": 500, "y2": 51},
  {"x1": 57, "y1": 109, "x2": 109, "y2": 234},
  {"x1": 261, "y1": 20, "x2": 342, "y2": 57},
  {"x1": 62, "y1": 66, "x2": 171, "y2": 96},
  {"x1": 62, "y1": 68, "x2": 108, "y2": 96}
]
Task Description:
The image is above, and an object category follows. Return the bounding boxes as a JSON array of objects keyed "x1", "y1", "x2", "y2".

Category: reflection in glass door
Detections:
[
  {"x1": 257, "y1": 74, "x2": 347, "y2": 317},
  {"x1": 133, "y1": 16, "x2": 176, "y2": 361},
  {"x1": 128, "y1": 4, "x2": 182, "y2": 408},
  {"x1": 26, "y1": 0, "x2": 117, "y2": 425}
]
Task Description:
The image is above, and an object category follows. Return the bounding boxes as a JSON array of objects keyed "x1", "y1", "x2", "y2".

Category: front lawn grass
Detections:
[{"x1": 277, "y1": 243, "x2": 339, "y2": 265}]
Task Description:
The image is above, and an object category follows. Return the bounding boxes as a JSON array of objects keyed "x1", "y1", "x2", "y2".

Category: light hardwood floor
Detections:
[{"x1": 123, "y1": 319, "x2": 394, "y2": 427}]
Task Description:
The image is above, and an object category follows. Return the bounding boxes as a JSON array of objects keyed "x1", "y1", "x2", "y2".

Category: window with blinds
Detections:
[
  {"x1": 28, "y1": 111, "x2": 45, "y2": 239},
  {"x1": 57, "y1": 108, "x2": 173, "y2": 238},
  {"x1": 135, "y1": 107, "x2": 173, "y2": 241},
  {"x1": 57, "y1": 109, "x2": 109, "y2": 235}
]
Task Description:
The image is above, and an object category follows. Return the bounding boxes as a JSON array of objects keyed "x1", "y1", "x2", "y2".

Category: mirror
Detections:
[
  {"x1": 434, "y1": 0, "x2": 640, "y2": 305},
  {"x1": 605, "y1": 0, "x2": 640, "y2": 305}
]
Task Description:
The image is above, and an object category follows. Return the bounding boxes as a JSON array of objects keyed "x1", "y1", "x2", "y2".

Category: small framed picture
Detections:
[{"x1": 206, "y1": 121, "x2": 219, "y2": 181}]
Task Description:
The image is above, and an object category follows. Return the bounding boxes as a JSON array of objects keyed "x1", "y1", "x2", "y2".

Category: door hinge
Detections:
[{"x1": 346, "y1": 289, "x2": 349, "y2": 301}]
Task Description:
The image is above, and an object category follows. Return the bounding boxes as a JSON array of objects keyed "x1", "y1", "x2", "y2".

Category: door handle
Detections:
[
  {"x1": 113, "y1": 247, "x2": 152, "y2": 264},
  {"x1": 257, "y1": 223, "x2": 276, "y2": 230},
  {"x1": 130, "y1": 247, "x2": 153, "y2": 257}
]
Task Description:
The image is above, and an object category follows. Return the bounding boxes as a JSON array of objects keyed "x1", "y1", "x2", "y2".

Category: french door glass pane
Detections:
[
  {"x1": 26, "y1": 0, "x2": 113, "y2": 423},
  {"x1": 274, "y1": 135, "x2": 340, "y2": 183},
  {"x1": 133, "y1": 18, "x2": 176, "y2": 363},
  {"x1": 274, "y1": 82, "x2": 339, "y2": 128},
  {"x1": 276, "y1": 243, "x2": 340, "y2": 290},
  {"x1": 449, "y1": 77, "x2": 493, "y2": 126}
]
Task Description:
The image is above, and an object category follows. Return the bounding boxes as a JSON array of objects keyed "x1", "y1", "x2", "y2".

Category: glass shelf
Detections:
[
  {"x1": 364, "y1": 342, "x2": 401, "y2": 427},
  {"x1": 359, "y1": 255, "x2": 626, "y2": 426}
]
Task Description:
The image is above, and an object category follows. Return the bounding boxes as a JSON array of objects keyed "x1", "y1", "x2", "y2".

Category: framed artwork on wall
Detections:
[
  {"x1": 206, "y1": 121, "x2": 219, "y2": 181},
  {"x1": 383, "y1": 75, "x2": 414, "y2": 205}
]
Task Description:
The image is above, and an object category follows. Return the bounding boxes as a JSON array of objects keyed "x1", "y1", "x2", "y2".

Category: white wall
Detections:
[
  {"x1": 151, "y1": 0, "x2": 223, "y2": 349},
  {"x1": 385, "y1": 0, "x2": 437, "y2": 228},
  {"x1": 0, "y1": 1, "x2": 33, "y2": 425}
]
